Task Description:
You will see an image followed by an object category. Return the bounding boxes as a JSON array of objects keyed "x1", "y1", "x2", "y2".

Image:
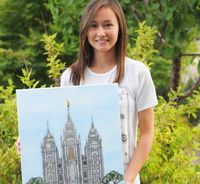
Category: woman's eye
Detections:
[
  {"x1": 105, "y1": 23, "x2": 113, "y2": 28},
  {"x1": 90, "y1": 24, "x2": 97, "y2": 28}
]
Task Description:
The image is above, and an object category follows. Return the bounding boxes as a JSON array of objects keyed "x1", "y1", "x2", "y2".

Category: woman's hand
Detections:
[
  {"x1": 15, "y1": 138, "x2": 20, "y2": 155},
  {"x1": 124, "y1": 173, "x2": 135, "y2": 184}
]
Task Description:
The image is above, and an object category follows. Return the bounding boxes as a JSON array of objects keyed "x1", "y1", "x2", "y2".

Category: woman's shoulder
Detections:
[
  {"x1": 62, "y1": 67, "x2": 72, "y2": 76},
  {"x1": 124, "y1": 56, "x2": 149, "y2": 73},
  {"x1": 60, "y1": 67, "x2": 72, "y2": 86}
]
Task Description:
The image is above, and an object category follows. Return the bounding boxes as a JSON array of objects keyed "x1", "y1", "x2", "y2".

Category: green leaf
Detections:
[{"x1": 198, "y1": 60, "x2": 200, "y2": 74}]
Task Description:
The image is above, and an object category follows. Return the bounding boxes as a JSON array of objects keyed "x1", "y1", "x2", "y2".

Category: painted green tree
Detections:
[
  {"x1": 26, "y1": 177, "x2": 44, "y2": 184},
  {"x1": 102, "y1": 170, "x2": 124, "y2": 184}
]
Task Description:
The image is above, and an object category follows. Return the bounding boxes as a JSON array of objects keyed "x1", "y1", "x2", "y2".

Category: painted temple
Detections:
[{"x1": 41, "y1": 101, "x2": 104, "y2": 184}]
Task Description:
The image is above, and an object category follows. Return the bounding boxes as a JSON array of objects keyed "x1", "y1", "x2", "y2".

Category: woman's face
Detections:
[{"x1": 87, "y1": 6, "x2": 119, "y2": 54}]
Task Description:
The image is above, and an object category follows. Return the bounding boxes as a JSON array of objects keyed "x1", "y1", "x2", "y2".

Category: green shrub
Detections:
[
  {"x1": 140, "y1": 91, "x2": 200, "y2": 183},
  {"x1": 0, "y1": 80, "x2": 21, "y2": 183}
]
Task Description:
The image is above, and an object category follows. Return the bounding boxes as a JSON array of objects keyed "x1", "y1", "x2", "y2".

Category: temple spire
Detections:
[
  {"x1": 67, "y1": 100, "x2": 71, "y2": 109},
  {"x1": 65, "y1": 100, "x2": 75, "y2": 133},
  {"x1": 91, "y1": 116, "x2": 94, "y2": 129},
  {"x1": 47, "y1": 121, "x2": 50, "y2": 134},
  {"x1": 89, "y1": 116, "x2": 98, "y2": 136},
  {"x1": 64, "y1": 100, "x2": 77, "y2": 139},
  {"x1": 66, "y1": 100, "x2": 72, "y2": 123}
]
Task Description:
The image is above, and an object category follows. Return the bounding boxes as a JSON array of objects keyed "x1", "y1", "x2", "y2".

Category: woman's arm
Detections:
[
  {"x1": 16, "y1": 138, "x2": 20, "y2": 155},
  {"x1": 124, "y1": 107, "x2": 154, "y2": 184}
]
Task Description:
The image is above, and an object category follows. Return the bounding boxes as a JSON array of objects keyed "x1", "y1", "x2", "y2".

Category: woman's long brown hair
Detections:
[{"x1": 70, "y1": 0, "x2": 127, "y2": 85}]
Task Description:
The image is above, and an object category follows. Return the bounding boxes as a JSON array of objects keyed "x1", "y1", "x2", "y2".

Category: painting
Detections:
[{"x1": 16, "y1": 84, "x2": 124, "y2": 184}]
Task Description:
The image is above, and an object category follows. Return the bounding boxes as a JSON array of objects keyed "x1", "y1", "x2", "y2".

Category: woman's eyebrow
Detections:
[
  {"x1": 91, "y1": 20, "x2": 112, "y2": 23},
  {"x1": 90, "y1": 20, "x2": 97, "y2": 23},
  {"x1": 104, "y1": 20, "x2": 112, "y2": 23}
]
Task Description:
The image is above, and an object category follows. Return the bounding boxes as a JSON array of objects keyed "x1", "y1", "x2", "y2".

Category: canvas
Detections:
[{"x1": 16, "y1": 84, "x2": 124, "y2": 184}]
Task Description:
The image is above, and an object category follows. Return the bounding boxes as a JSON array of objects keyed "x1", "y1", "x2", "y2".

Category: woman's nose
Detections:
[{"x1": 97, "y1": 26, "x2": 106, "y2": 36}]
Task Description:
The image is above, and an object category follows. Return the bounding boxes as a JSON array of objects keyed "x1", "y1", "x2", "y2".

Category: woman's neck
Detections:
[{"x1": 91, "y1": 49, "x2": 116, "y2": 73}]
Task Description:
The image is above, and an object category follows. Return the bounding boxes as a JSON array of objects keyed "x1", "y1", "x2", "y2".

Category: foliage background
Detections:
[{"x1": 0, "y1": 0, "x2": 200, "y2": 183}]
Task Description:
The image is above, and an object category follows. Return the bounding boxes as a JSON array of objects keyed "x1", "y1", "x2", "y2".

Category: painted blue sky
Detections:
[{"x1": 16, "y1": 84, "x2": 124, "y2": 184}]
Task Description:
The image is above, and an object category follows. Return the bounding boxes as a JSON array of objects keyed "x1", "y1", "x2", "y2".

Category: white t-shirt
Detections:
[{"x1": 61, "y1": 57, "x2": 158, "y2": 184}]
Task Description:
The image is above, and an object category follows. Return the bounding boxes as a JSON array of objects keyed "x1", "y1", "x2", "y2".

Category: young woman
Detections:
[
  {"x1": 16, "y1": 0, "x2": 157, "y2": 183},
  {"x1": 61, "y1": 0, "x2": 157, "y2": 184}
]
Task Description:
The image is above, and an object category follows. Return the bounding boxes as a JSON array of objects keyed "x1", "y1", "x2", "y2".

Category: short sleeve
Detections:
[
  {"x1": 60, "y1": 68, "x2": 72, "y2": 87},
  {"x1": 136, "y1": 66, "x2": 158, "y2": 112}
]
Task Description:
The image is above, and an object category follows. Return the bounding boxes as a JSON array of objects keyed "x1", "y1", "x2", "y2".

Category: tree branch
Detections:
[
  {"x1": 130, "y1": 5, "x2": 140, "y2": 22},
  {"x1": 143, "y1": 0, "x2": 150, "y2": 5},
  {"x1": 181, "y1": 53, "x2": 200, "y2": 57},
  {"x1": 155, "y1": 21, "x2": 168, "y2": 49},
  {"x1": 158, "y1": 0, "x2": 163, "y2": 12},
  {"x1": 175, "y1": 77, "x2": 200, "y2": 102}
]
